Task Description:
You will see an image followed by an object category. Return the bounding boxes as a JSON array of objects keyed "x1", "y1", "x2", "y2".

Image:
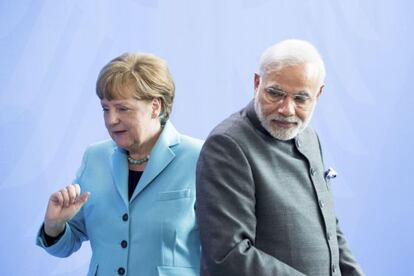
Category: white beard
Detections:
[{"x1": 254, "y1": 97, "x2": 315, "y2": 140}]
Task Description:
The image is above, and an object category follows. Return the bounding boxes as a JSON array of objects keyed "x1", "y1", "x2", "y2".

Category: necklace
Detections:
[{"x1": 127, "y1": 155, "x2": 150, "y2": 165}]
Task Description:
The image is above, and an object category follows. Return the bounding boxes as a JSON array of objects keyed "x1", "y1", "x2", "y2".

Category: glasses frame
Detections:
[{"x1": 262, "y1": 86, "x2": 315, "y2": 110}]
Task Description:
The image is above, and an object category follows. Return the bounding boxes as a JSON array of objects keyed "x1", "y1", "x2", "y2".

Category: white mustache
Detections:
[{"x1": 267, "y1": 115, "x2": 300, "y2": 124}]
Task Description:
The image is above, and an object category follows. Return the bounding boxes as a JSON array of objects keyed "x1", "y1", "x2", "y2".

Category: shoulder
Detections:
[
  {"x1": 203, "y1": 108, "x2": 257, "y2": 155},
  {"x1": 82, "y1": 139, "x2": 116, "y2": 159},
  {"x1": 86, "y1": 139, "x2": 116, "y2": 149},
  {"x1": 73, "y1": 139, "x2": 115, "y2": 182},
  {"x1": 179, "y1": 134, "x2": 203, "y2": 151},
  {"x1": 208, "y1": 110, "x2": 251, "y2": 141},
  {"x1": 164, "y1": 121, "x2": 204, "y2": 156},
  {"x1": 174, "y1": 133, "x2": 204, "y2": 161},
  {"x1": 198, "y1": 111, "x2": 254, "y2": 164}
]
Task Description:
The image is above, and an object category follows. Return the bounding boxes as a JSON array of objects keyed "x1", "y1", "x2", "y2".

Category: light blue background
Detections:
[{"x1": 1, "y1": 0, "x2": 413, "y2": 275}]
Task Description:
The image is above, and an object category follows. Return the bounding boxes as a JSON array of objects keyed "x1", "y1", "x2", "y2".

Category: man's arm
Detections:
[{"x1": 196, "y1": 133, "x2": 305, "y2": 276}]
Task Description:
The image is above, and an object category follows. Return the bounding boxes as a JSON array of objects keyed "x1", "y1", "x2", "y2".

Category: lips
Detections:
[
  {"x1": 111, "y1": 130, "x2": 127, "y2": 135},
  {"x1": 272, "y1": 119, "x2": 298, "y2": 128}
]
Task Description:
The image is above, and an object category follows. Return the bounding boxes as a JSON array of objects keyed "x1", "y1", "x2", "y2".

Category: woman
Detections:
[{"x1": 36, "y1": 53, "x2": 202, "y2": 276}]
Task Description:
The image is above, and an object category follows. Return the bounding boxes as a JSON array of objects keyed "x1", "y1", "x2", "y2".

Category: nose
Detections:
[
  {"x1": 277, "y1": 97, "x2": 295, "y2": 117},
  {"x1": 105, "y1": 110, "x2": 119, "y2": 126}
]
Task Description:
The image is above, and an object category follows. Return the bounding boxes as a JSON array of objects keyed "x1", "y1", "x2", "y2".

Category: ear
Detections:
[
  {"x1": 316, "y1": 85, "x2": 324, "y2": 99},
  {"x1": 151, "y1": 98, "x2": 161, "y2": 118},
  {"x1": 254, "y1": 73, "x2": 261, "y2": 96}
]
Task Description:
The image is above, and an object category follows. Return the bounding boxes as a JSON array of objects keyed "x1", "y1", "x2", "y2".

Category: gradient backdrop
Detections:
[{"x1": 1, "y1": 0, "x2": 413, "y2": 275}]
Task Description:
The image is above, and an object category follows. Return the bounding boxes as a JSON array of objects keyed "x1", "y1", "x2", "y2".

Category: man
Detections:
[{"x1": 196, "y1": 39, "x2": 364, "y2": 276}]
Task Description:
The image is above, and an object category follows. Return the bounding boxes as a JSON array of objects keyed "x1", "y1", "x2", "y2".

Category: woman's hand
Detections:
[{"x1": 43, "y1": 184, "x2": 89, "y2": 237}]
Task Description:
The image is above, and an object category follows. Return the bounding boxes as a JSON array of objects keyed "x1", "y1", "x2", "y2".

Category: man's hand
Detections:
[{"x1": 43, "y1": 184, "x2": 89, "y2": 237}]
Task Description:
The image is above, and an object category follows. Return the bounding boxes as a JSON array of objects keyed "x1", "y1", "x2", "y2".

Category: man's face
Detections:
[{"x1": 254, "y1": 63, "x2": 323, "y2": 140}]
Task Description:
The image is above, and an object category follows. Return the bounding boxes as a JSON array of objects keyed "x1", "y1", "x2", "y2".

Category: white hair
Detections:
[{"x1": 259, "y1": 39, "x2": 326, "y2": 85}]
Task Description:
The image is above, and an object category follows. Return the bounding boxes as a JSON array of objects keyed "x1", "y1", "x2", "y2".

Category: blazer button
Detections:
[
  {"x1": 310, "y1": 167, "x2": 316, "y2": 176},
  {"x1": 327, "y1": 232, "x2": 332, "y2": 240},
  {"x1": 122, "y1": 213, "x2": 128, "y2": 221},
  {"x1": 121, "y1": 240, "x2": 128, "y2": 248},
  {"x1": 319, "y1": 200, "x2": 325, "y2": 208},
  {"x1": 118, "y1": 267, "x2": 125, "y2": 275}
]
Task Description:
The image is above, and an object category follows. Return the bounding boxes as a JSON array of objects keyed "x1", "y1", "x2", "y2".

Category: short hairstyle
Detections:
[
  {"x1": 259, "y1": 39, "x2": 326, "y2": 85},
  {"x1": 96, "y1": 52, "x2": 175, "y2": 125}
]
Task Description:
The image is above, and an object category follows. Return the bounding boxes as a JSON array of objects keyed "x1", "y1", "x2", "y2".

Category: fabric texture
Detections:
[
  {"x1": 196, "y1": 100, "x2": 364, "y2": 276},
  {"x1": 37, "y1": 121, "x2": 203, "y2": 276}
]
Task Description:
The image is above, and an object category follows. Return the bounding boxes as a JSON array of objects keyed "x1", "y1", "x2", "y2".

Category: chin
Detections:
[
  {"x1": 273, "y1": 133, "x2": 298, "y2": 141},
  {"x1": 269, "y1": 126, "x2": 300, "y2": 140},
  {"x1": 112, "y1": 138, "x2": 128, "y2": 149}
]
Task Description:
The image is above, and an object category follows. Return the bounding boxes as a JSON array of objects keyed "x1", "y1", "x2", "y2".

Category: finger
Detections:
[
  {"x1": 50, "y1": 191, "x2": 64, "y2": 206},
  {"x1": 76, "y1": 192, "x2": 90, "y2": 207},
  {"x1": 74, "y1": 183, "x2": 81, "y2": 197},
  {"x1": 73, "y1": 184, "x2": 83, "y2": 204},
  {"x1": 60, "y1": 188, "x2": 70, "y2": 208},
  {"x1": 66, "y1": 184, "x2": 77, "y2": 204}
]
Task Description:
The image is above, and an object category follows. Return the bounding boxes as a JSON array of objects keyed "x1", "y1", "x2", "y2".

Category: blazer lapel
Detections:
[
  {"x1": 111, "y1": 146, "x2": 129, "y2": 207},
  {"x1": 131, "y1": 121, "x2": 180, "y2": 201}
]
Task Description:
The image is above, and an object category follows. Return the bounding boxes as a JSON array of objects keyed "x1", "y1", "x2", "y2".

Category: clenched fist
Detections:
[{"x1": 43, "y1": 184, "x2": 90, "y2": 237}]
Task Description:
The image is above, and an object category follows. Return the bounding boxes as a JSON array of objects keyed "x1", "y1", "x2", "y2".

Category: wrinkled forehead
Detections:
[
  {"x1": 260, "y1": 64, "x2": 323, "y2": 96},
  {"x1": 263, "y1": 63, "x2": 322, "y2": 86}
]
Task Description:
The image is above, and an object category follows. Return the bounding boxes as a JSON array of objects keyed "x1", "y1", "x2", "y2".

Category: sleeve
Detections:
[
  {"x1": 35, "y1": 150, "x2": 90, "y2": 258},
  {"x1": 315, "y1": 132, "x2": 364, "y2": 276},
  {"x1": 41, "y1": 224, "x2": 66, "y2": 246},
  {"x1": 196, "y1": 133, "x2": 306, "y2": 276}
]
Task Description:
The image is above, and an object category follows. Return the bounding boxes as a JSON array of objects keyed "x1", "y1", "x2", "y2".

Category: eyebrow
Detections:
[
  {"x1": 267, "y1": 84, "x2": 282, "y2": 90},
  {"x1": 295, "y1": 91, "x2": 311, "y2": 97},
  {"x1": 267, "y1": 85, "x2": 311, "y2": 97},
  {"x1": 113, "y1": 102, "x2": 130, "y2": 107}
]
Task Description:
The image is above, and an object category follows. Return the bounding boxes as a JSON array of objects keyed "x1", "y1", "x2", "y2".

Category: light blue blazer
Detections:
[{"x1": 37, "y1": 122, "x2": 203, "y2": 276}]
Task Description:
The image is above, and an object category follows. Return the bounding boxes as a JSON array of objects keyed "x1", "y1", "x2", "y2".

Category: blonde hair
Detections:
[{"x1": 96, "y1": 52, "x2": 175, "y2": 124}]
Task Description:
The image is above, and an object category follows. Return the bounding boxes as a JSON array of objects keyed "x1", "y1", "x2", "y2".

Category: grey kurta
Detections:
[{"x1": 196, "y1": 101, "x2": 363, "y2": 276}]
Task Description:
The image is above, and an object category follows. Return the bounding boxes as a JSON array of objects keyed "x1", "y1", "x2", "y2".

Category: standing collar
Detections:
[{"x1": 245, "y1": 99, "x2": 271, "y2": 137}]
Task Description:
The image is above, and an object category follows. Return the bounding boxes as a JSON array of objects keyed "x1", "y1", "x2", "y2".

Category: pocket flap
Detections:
[
  {"x1": 158, "y1": 189, "x2": 192, "y2": 201},
  {"x1": 157, "y1": 266, "x2": 198, "y2": 276}
]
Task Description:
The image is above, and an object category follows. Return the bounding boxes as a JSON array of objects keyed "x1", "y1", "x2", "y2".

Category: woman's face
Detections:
[{"x1": 100, "y1": 96, "x2": 161, "y2": 152}]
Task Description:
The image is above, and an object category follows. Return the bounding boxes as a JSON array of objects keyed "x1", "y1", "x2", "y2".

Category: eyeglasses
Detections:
[{"x1": 263, "y1": 86, "x2": 314, "y2": 109}]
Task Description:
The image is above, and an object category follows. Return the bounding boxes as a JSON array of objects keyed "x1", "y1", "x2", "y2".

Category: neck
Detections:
[{"x1": 128, "y1": 123, "x2": 162, "y2": 159}]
